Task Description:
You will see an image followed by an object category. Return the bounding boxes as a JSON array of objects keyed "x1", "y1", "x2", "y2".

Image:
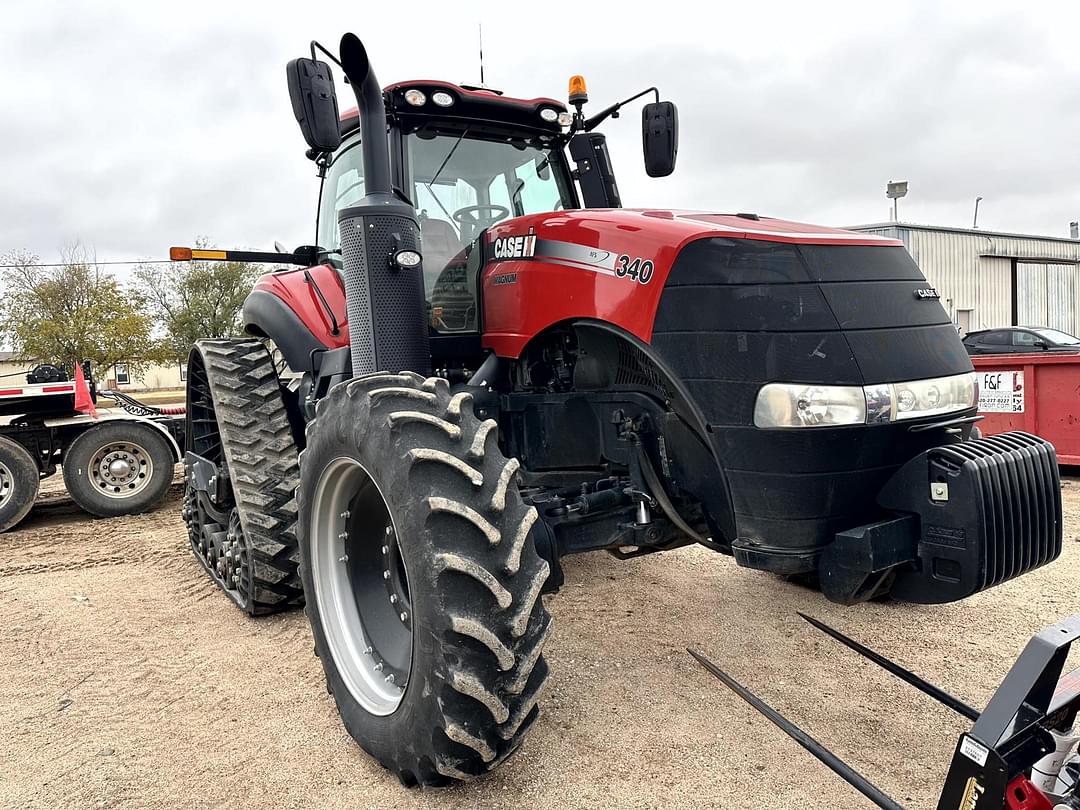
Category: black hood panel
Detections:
[
  {"x1": 651, "y1": 238, "x2": 972, "y2": 424},
  {"x1": 650, "y1": 236, "x2": 975, "y2": 557}
]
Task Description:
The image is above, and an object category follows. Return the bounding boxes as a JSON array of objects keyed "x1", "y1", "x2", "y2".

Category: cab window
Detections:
[
  {"x1": 317, "y1": 137, "x2": 365, "y2": 265},
  {"x1": 407, "y1": 129, "x2": 575, "y2": 333}
]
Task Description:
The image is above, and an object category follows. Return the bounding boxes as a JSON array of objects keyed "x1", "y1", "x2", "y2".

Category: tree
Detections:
[
  {"x1": 0, "y1": 246, "x2": 165, "y2": 374},
  {"x1": 134, "y1": 239, "x2": 262, "y2": 360}
]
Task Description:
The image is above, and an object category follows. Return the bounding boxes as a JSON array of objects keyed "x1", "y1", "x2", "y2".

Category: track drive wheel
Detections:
[
  {"x1": 0, "y1": 435, "x2": 40, "y2": 532},
  {"x1": 298, "y1": 372, "x2": 553, "y2": 785},
  {"x1": 185, "y1": 339, "x2": 303, "y2": 615}
]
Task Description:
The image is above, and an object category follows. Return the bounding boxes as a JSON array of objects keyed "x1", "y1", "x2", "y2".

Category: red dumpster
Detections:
[{"x1": 971, "y1": 353, "x2": 1080, "y2": 464}]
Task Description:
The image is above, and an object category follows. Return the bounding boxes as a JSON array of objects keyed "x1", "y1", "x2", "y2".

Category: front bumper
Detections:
[{"x1": 819, "y1": 431, "x2": 1061, "y2": 604}]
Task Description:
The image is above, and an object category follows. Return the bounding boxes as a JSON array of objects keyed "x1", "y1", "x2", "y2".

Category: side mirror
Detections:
[
  {"x1": 1034, "y1": 338, "x2": 1049, "y2": 350},
  {"x1": 642, "y1": 100, "x2": 678, "y2": 177},
  {"x1": 286, "y1": 58, "x2": 342, "y2": 152}
]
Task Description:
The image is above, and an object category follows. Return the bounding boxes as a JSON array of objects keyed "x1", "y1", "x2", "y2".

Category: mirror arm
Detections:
[
  {"x1": 583, "y1": 87, "x2": 660, "y2": 132},
  {"x1": 309, "y1": 40, "x2": 345, "y2": 72}
]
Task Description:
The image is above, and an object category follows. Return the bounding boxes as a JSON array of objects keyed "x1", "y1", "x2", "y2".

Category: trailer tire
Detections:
[
  {"x1": 298, "y1": 372, "x2": 552, "y2": 786},
  {"x1": 62, "y1": 422, "x2": 174, "y2": 517},
  {"x1": 0, "y1": 435, "x2": 40, "y2": 532}
]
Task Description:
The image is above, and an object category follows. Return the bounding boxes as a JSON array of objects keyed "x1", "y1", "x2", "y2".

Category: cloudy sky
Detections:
[{"x1": 2, "y1": 1, "x2": 1079, "y2": 268}]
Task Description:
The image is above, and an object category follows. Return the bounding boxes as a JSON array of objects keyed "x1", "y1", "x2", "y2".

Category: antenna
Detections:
[{"x1": 479, "y1": 23, "x2": 485, "y2": 86}]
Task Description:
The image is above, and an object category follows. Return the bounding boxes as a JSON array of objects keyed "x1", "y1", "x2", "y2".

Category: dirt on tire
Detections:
[{"x1": 2, "y1": 474, "x2": 1080, "y2": 809}]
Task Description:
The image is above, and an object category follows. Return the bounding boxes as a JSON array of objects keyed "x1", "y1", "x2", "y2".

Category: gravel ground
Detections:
[{"x1": 2, "y1": 474, "x2": 1078, "y2": 809}]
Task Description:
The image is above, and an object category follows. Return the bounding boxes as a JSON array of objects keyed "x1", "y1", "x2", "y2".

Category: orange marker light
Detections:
[
  {"x1": 170, "y1": 246, "x2": 192, "y2": 261},
  {"x1": 568, "y1": 75, "x2": 588, "y2": 104}
]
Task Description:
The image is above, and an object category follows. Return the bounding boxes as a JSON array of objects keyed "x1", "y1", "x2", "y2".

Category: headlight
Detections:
[
  {"x1": 754, "y1": 372, "x2": 977, "y2": 429},
  {"x1": 754, "y1": 383, "x2": 866, "y2": 428},
  {"x1": 891, "y1": 372, "x2": 977, "y2": 421}
]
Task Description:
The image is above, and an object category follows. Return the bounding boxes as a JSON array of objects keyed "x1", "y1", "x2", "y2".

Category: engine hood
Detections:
[{"x1": 487, "y1": 208, "x2": 900, "y2": 255}]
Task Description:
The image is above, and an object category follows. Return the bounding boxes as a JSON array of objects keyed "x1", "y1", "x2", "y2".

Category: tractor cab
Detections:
[{"x1": 317, "y1": 83, "x2": 581, "y2": 333}]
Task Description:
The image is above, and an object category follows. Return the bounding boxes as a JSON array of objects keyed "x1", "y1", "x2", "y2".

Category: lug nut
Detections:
[
  {"x1": 373, "y1": 662, "x2": 383, "y2": 672},
  {"x1": 381, "y1": 545, "x2": 388, "y2": 554},
  {"x1": 399, "y1": 612, "x2": 408, "y2": 622},
  {"x1": 389, "y1": 594, "x2": 397, "y2": 604},
  {"x1": 383, "y1": 570, "x2": 390, "y2": 580}
]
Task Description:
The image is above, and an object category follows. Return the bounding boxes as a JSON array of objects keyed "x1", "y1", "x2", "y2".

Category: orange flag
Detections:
[{"x1": 74, "y1": 363, "x2": 98, "y2": 418}]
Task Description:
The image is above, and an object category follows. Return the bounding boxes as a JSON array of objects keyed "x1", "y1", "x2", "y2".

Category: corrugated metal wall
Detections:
[
  {"x1": 977, "y1": 257, "x2": 1012, "y2": 329},
  {"x1": 850, "y1": 224, "x2": 1080, "y2": 333},
  {"x1": 1017, "y1": 262, "x2": 1078, "y2": 334},
  {"x1": 1047, "y1": 265, "x2": 1078, "y2": 334},
  {"x1": 1017, "y1": 263, "x2": 1048, "y2": 325}
]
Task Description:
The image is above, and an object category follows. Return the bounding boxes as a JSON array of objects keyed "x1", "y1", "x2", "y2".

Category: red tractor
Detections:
[{"x1": 178, "y1": 33, "x2": 1061, "y2": 786}]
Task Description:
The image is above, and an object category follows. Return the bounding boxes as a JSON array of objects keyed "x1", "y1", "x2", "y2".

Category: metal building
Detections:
[{"x1": 848, "y1": 222, "x2": 1080, "y2": 336}]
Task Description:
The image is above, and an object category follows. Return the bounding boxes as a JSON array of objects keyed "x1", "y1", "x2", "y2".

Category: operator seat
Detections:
[{"x1": 419, "y1": 217, "x2": 464, "y2": 279}]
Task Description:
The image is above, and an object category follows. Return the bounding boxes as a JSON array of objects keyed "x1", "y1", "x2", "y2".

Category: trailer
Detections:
[{"x1": 0, "y1": 366, "x2": 185, "y2": 532}]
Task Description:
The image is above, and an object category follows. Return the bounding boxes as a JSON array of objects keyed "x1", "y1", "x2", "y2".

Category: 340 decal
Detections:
[{"x1": 615, "y1": 254, "x2": 655, "y2": 284}]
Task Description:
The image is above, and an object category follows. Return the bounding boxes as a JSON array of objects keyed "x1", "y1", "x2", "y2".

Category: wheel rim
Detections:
[
  {"x1": 311, "y1": 457, "x2": 411, "y2": 715},
  {"x1": 88, "y1": 441, "x2": 154, "y2": 499},
  {"x1": 0, "y1": 459, "x2": 13, "y2": 510}
]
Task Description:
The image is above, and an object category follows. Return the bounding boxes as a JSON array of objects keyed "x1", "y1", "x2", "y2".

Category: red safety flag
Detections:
[{"x1": 74, "y1": 363, "x2": 98, "y2": 418}]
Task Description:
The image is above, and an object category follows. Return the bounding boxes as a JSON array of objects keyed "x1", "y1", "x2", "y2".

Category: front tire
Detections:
[{"x1": 298, "y1": 372, "x2": 552, "y2": 785}]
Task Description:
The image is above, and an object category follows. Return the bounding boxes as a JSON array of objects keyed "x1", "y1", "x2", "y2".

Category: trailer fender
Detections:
[{"x1": 45, "y1": 413, "x2": 183, "y2": 463}]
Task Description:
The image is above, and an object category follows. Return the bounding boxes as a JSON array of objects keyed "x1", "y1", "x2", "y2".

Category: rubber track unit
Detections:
[
  {"x1": 191, "y1": 339, "x2": 303, "y2": 615},
  {"x1": 297, "y1": 372, "x2": 553, "y2": 785}
]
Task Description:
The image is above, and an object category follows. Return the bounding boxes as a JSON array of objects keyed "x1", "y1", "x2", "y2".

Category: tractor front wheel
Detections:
[{"x1": 297, "y1": 372, "x2": 552, "y2": 785}]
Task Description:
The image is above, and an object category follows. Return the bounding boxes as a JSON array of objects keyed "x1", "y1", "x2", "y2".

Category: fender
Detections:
[
  {"x1": 546, "y1": 319, "x2": 737, "y2": 543},
  {"x1": 43, "y1": 413, "x2": 183, "y2": 462},
  {"x1": 242, "y1": 264, "x2": 349, "y2": 373}
]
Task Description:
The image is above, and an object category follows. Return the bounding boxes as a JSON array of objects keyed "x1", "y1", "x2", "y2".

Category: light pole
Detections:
[
  {"x1": 973, "y1": 196, "x2": 983, "y2": 229},
  {"x1": 886, "y1": 181, "x2": 908, "y2": 222}
]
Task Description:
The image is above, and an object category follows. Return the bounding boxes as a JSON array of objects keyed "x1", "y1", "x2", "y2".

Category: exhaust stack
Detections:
[{"x1": 336, "y1": 33, "x2": 429, "y2": 378}]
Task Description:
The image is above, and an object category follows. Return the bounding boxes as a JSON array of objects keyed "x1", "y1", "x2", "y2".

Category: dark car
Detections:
[{"x1": 963, "y1": 326, "x2": 1080, "y2": 355}]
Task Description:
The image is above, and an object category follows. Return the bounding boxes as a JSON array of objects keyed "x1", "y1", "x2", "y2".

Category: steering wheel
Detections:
[{"x1": 452, "y1": 204, "x2": 511, "y2": 229}]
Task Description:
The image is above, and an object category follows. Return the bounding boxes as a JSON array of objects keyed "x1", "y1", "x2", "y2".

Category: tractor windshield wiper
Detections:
[
  {"x1": 424, "y1": 129, "x2": 470, "y2": 234},
  {"x1": 430, "y1": 129, "x2": 468, "y2": 186}
]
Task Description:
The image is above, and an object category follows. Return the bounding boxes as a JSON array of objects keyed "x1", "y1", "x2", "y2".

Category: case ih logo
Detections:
[
  {"x1": 492, "y1": 234, "x2": 536, "y2": 260},
  {"x1": 914, "y1": 287, "x2": 941, "y2": 300}
]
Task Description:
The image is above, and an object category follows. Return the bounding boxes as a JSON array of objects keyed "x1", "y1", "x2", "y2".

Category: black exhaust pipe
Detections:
[
  {"x1": 336, "y1": 33, "x2": 429, "y2": 378},
  {"x1": 338, "y1": 34, "x2": 392, "y2": 199}
]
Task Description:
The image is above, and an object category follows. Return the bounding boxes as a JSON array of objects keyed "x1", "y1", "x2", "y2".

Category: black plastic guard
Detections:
[
  {"x1": 337, "y1": 203, "x2": 429, "y2": 378},
  {"x1": 881, "y1": 431, "x2": 1061, "y2": 604}
]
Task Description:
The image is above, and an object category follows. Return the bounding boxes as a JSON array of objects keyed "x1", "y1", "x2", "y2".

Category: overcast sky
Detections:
[{"x1": 2, "y1": 1, "x2": 1079, "y2": 268}]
